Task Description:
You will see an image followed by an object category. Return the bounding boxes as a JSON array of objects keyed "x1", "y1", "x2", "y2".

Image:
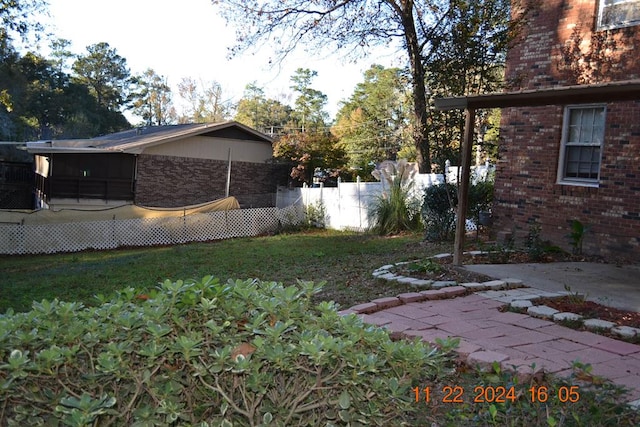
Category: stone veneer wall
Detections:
[
  {"x1": 493, "y1": 0, "x2": 640, "y2": 259},
  {"x1": 134, "y1": 154, "x2": 278, "y2": 208}
]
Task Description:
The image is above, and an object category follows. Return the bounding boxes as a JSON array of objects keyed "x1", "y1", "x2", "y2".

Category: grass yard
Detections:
[
  {"x1": 0, "y1": 229, "x2": 447, "y2": 313},
  {"x1": 1, "y1": 229, "x2": 639, "y2": 425}
]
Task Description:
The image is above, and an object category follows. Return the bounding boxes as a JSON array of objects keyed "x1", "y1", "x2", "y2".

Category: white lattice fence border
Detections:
[{"x1": 0, "y1": 205, "x2": 305, "y2": 255}]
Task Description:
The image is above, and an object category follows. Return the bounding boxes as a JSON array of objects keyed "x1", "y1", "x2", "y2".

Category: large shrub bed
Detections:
[{"x1": 0, "y1": 277, "x2": 447, "y2": 426}]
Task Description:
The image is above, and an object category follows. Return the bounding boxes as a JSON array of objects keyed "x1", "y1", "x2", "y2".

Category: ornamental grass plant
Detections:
[{"x1": 369, "y1": 159, "x2": 422, "y2": 235}]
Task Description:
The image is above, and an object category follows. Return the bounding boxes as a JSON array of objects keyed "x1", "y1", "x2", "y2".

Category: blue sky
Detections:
[{"x1": 39, "y1": 0, "x2": 402, "y2": 119}]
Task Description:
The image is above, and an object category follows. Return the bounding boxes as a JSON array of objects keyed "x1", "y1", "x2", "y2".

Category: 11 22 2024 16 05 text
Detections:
[{"x1": 413, "y1": 385, "x2": 580, "y2": 404}]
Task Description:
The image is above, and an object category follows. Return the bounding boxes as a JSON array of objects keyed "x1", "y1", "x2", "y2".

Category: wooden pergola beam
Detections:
[{"x1": 435, "y1": 80, "x2": 640, "y2": 266}]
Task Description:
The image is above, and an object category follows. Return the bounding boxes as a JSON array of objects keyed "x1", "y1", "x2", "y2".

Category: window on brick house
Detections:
[
  {"x1": 558, "y1": 105, "x2": 606, "y2": 187},
  {"x1": 598, "y1": 0, "x2": 640, "y2": 29}
]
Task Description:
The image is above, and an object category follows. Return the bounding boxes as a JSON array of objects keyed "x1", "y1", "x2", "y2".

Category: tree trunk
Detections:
[{"x1": 400, "y1": 0, "x2": 430, "y2": 173}]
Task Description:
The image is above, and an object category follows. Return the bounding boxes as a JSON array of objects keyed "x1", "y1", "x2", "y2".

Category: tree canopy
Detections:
[
  {"x1": 72, "y1": 42, "x2": 132, "y2": 112},
  {"x1": 333, "y1": 65, "x2": 412, "y2": 177},
  {"x1": 212, "y1": 0, "x2": 528, "y2": 172},
  {"x1": 234, "y1": 83, "x2": 292, "y2": 135},
  {"x1": 131, "y1": 68, "x2": 176, "y2": 126}
]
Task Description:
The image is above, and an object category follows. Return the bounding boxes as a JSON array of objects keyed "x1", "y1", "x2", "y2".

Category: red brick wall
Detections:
[
  {"x1": 134, "y1": 154, "x2": 278, "y2": 208},
  {"x1": 494, "y1": 0, "x2": 640, "y2": 259}
]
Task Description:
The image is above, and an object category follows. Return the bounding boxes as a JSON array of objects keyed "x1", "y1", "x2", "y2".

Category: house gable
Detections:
[{"x1": 140, "y1": 134, "x2": 272, "y2": 163}]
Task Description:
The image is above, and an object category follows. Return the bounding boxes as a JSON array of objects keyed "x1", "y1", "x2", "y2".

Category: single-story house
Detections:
[{"x1": 26, "y1": 121, "x2": 279, "y2": 209}]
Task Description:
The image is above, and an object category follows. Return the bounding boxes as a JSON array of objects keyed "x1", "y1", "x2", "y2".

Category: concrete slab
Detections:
[{"x1": 463, "y1": 262, "x2": 640, "y2": 312}]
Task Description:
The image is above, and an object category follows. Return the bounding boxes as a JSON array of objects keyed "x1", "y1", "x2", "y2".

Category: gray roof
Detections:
[{"x1": 26, "y1": 121, "x2": 273, "y2": 154}]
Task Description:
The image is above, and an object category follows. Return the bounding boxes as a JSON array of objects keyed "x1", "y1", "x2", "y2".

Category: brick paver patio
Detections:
[{"x1": 344, "y1": 289, "x2": 640, "y2": 404}]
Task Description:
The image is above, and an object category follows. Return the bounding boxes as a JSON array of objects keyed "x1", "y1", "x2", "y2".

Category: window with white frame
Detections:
[
  {"x1": 558, "y1": 105, "x2": 606, "y2": 186},
  {"x1": 598, "y1": 0, "x2": 640, "y2": 29}
]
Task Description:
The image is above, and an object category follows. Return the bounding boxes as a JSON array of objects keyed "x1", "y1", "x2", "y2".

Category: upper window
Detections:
[
  {"x1": 598, "y1": 0, "x2": 640, "y2": 30},
  {"x1": 558, "y1": 105, "x2": 606, "y2": 187}
]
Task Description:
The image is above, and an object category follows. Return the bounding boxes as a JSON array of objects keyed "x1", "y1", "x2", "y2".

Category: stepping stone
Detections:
[
  {"x1": 377, "y1": 273, "x2": 397, "y2": 280},
  {"x1": 395, "y1": 276, "x2": 418, "y2": 284},
  {"x1": 397, "y1": 292, "x2": 426, "y2": 303},
  {"x1": 466, "y1": 250, "x2": 485, "y2": 256},
  {"x1": 584, "y1": 318, "x2": 617, "y2": 331},
  {"x1": 372, "y1": 270, "x2": 390, "y2": 277},
  {"x1": 612, "y1": 326, "x2": 640, "y2": 338},
  {"x1": 527, "y1": 305, "x2": 559, "y2": 319},
  {"x1": 410, "y1": 279, "x2": 433, "y2": 288},
  {"x1": 460, "y1": 282, "x2": 486, "y2": 290},
  {"x1": 371, "y1": 297, "x2": 402, "y2": 309},
  {"x1": 441, "y1": 286, "x2": 467, "y2": 297},
  {"x1": 510, "y1": 300, "x2": 533, "y2": 309},
  {"x1": 432, "y1": 281, "x2": 457, "y2": 289},
  {"x1": 503, "y1": 278, "x2": 524, "y2": 288},
  {"x1": 553, "y1": 312, "x2": 583, "y2": 322},
  {"x1": 483, "y1": 280, "x2": 507, "y2": 290},
  {"x1": 432, "y1": 253, "x2": 451, "y2": 259},
  {"x1": 348, "y1": 302, "x2": 378, "y2": 314}
]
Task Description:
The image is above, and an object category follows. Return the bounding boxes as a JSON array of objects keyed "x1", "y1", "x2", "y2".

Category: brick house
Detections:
[
  {"x1": 489, "y1": 0, "x2": 640, "y2": 259},
  {"x1": 26, "y1": 121, "x2": 279, "y2": 209}
]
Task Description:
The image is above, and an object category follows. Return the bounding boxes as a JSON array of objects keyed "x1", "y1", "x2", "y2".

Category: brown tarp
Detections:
[{"x1": 0, "y1": 197, "x2": 240, "y2": 224}]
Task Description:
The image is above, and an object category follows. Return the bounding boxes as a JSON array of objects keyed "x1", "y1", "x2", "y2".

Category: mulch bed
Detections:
[{"x1": 535, "y1": 296, "x2": 640, "y2": 329}]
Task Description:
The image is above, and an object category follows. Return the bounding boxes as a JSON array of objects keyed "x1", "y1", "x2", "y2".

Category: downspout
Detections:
[{"x1": 225, "y1": 147, "x2": 232, "y2": 198}]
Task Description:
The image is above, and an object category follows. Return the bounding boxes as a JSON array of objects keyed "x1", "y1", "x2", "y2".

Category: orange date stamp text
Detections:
[{"x1": 413, "y1": 385, "x2": 580, "y2": 404}]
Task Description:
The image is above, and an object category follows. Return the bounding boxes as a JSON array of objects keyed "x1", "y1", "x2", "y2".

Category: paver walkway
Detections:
[{"x1": 343, "y1": 286, "x2": 640, "y2": 404}]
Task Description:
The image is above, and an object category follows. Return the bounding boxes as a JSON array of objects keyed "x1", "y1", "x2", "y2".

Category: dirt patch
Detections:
[{"x1": 392, "y1": 258, "x2": 492, "y2": 284}]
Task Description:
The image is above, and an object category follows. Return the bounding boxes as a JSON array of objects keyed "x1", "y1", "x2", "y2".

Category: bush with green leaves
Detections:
[
  {"x1": 0, "y1": 277, "x2": 449, "y2": 426},
  {"x1": 422, "y1": 182, "x2": 458, "y2": 241},
  {"x1": 467, "y1": 179, "x2": 494, "y2": 225},
  {"x1": 422, "y1": 179, "x2": 494, "y2": 242}
]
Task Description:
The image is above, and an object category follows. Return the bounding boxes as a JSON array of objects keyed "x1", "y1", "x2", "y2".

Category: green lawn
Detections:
[
  {"x1": 1, "y1": 229, "x2": 639, "y2": 425},
  {"x1": 0, "y1": 229, "x2": 447, "y2": 313}
]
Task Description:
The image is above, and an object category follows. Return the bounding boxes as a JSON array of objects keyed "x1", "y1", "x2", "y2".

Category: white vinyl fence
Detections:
[
  {"x1": 276, "y1": 163, "x2": 494, "y2": 232},
  {"x1": 0, "y1": 205, "x2": 304, "y2": 255}
]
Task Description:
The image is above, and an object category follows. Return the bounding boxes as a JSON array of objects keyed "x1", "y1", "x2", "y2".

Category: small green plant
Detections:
[
  {"x1": 304, "y1": 200, "x2": 327, "y2": 228},
  {"x1": 408, "y1": 258, "x2": 443, "y2": 274},
  {"x1": 525, "y1": 224, "x2": 545, "y2": 261},
  {"x1": 563, "y1": 284, "x2": 588, "y2": 305},
  {"x1": 567, "y1": 219, "x2": 587, "y2": 255}
]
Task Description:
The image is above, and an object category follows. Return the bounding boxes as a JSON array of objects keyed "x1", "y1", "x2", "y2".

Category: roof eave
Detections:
[{"x1": 435, "y1": 80, "x2": 640, "y2": 111}]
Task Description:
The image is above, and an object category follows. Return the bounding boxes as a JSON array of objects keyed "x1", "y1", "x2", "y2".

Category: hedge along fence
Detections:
[{"x1": 0, "y1": 205, "x2": 305, "y2": 255}]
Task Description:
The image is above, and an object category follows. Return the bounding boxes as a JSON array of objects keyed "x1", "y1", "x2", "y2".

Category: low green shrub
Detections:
[
  {"x1": 0, "y1": 277, "x2": 448, "y2": 426},
  {"x1": 422, "y1": 183, "x2": 458, "y2": 241},
  {"x1": 467, "y1": 179, "x2": 494, "y2": 226}
]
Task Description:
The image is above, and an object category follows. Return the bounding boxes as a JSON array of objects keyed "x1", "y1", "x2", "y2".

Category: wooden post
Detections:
[{"x1": 453, "y1": 108, "x2": 476, "y2": 266}]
